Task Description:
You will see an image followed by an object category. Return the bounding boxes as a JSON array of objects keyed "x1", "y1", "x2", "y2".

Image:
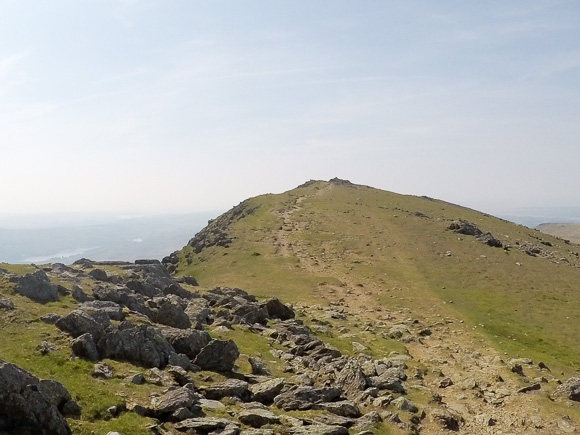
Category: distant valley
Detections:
[{"x1": 0, "y1": 212, "x2": 218, "y2": 264}]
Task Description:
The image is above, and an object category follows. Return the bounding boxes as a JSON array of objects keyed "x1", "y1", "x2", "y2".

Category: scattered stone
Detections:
[
  {"x1": 392, "y1": 397, "x2": 418, "y2": 413},
  {"x1": 174, "y1": 417, "x2": 238, "y2": 432},
  {"x1": 71, "y1": 285, "x2": 92, "y2": 303},
  {"x1": 40, "y1": 313, "x2": 62, "y2": 324},
  {"x1": 555, "y1": 377, "x2": 580, "y2": 401},
  {"x1": 150, "y1": 385, "x2": 201, "y2": 417},
  {"x1": 261, "y1": 297, "x2": 295, "y2": 320},
  {"x1": 129, "y1": 373, "x2": 145, "y2": 385}
]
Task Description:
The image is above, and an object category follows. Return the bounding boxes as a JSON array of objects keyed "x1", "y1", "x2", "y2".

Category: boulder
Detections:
[
  {"x1": 174, "y1": 417, "x2": 238, "y2": 432},
  {"x1": 334, "y1": 359, "x2": 367, "y2": 398},
  {"x1": 274, "y1": 386, "x2": 342, "y2": 411},
  {"x1": 202, "y1": 379, "x2": 249, "y2": 400},
  {"x1": 71, "y1": 333, "x2": 100, "y2": 361},
  {"x1": 261, "y1": 297, "x2": 295, "y2": 320},
  {"x1": 448, "y1": 220, "x2": 482, "y2": 236},
  {"x1": 238, "y1": 409, "x2": 280, "y2": 428},
  {"x1": 248, "y1": 357, "x2": 272, "y2": 376},
  {"x1": 288, "y1": 424, "x2": 349, "y2": 435},
  {"x1": 80, "y1": 300, "x2": 124, "y2": 321},
  {"x1": 185, "y1": 299, "x2": 212, "y2": 328},
  {"x1": 88, "y1": 268, "x2": 109, "y2": 282},
  {"x1": 312, "y1": 400, "x2": 361, "y2": 417},
  {"x1": 0, "y1": 297, "x2": 14, "y2": 310},
  {"x1": 12, "y1": 270, "x2": 59, "y2": 303},
  {"x1": 71, "y1": 285, "x2": 92, "y2": 303},
  {"x1": 250, "y1": 378, "x2": 285, "y2": 404},
  {"x1": 97, "y1": 323, "x2": 175, "y2": 368},
  {"x1": 151, "y1": 298, "x2": 191, "y2": 329},
  {"x1": 555, "y1": 377, "x2": 580, "y2": 401},
  {"x1": 150, "y1": 385, "x2": 201, "y2": 416},
  {"x1": 55, "y1": 310, "x2": 109, "y2": 341},
  {"x1": 193, "y1": 339, "x2": 239, "y2": 372},
  {"x1": 0, "y1": 362, "x2": 74, "y2": 435},
  {"x1": 162, "y1": 328, "x2": 212, "y2": 359}
]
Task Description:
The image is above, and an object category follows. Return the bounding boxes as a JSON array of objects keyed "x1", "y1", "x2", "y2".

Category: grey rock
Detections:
[
  {"x1": 0, "y1": 297, "x2": 14, "y2": 310},
  {"x1": 288, "y1": 424, "x2": 349, "y2": 435},
  {"x1": 152, "y1": 298, "x2": 191, "y2": 329},
  {"x1": 250, "y1": 377, "x2": 285, "y2": 404},
  {"x1": 12, "y1": 270, "x2": 59, "y2": 303},
  {"x1": 129, "y1": 373, "x2": 145, "y2": 384},
  {"x1": 40, "y1": 313, "x2": 62, "y2": 324},
  {"x1": 150, "y1": 386, "x2": 200, "y2": 416},
  {"x1": 335, "y1": 359, "x2": 367, "y2": 399},
  {"x1": 392, "y1": 397, "x2": 418, "y2": 413},
  {"x1": 202, "y1": 379, "x2": 249, "y2": 400},
  {"x1": 261, "y1": 297, "x2": 295, "y2": 320},
  {"x1": 274, "y1": 386, "x2": 342, "y2": 411},
  {"x1": 0, "y1": 362, "x2": 73, "y2": 435},
  {"x1": 92, "y1": 363, "x2": 113, "y2": 379},
  {"x1": 71, "y1": 333, "x2": 100, "y2": 361},
  {"x1": 162, "y1": 327, "x2": 212, "y2": 359},
  {"x1": 88, "y1": 268, "x2": 109, "y2": 282},
  {"x1": 238, "y1": 409, "x2": 281, "y2": 428},
  {"x1": 97, "y1": 322, "x2": 175, "y2": 368},
  {"x1": 55, "y1": 310, "x2": 109, "y2": 340},
  {"x1": 71, "y1": 285, "x2": 92, "y2": 303},
  {"x1": 168, "y1": 352, "x2": 197, "y2": 372},
  {"x1": 312, "y1": 400, "x2": 361, "y2": 417},
  {"x1": 80, "y1": 300, "x2": 124, "y2": 321},
  {"x1": 353, "y1": 411, "x2": 382, "y2": 430},
  {"x1": 248, "y1": 357, "x2": 272, "y2": 376},
  {"x1": 174, "y1": 417, "x2": 238, "y2": 432},
  {"x1": 518, "y1": 383, "x2": 541, "y2": 393},
  {"x1": 185, "y1": 298, "x2": 212, "y2": 328},
  {"x1": 193, "y1": 339, "x2": 239, "y2": 372},
  {"x1": 167, "y1": 365, "x2": 193, "y2": 386},
  {"x1": 555, "y1": 377, "x2": 580, "y2": 401}
]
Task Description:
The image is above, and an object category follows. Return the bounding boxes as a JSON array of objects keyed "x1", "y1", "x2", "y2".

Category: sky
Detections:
[{"x1": 1, "y1": 0, "x2": 579, "y2": 217}]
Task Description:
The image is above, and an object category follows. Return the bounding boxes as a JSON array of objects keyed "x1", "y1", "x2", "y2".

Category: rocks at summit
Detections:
[{"x1": 0, "y1": 361, "x2": 78, "y2": 435}]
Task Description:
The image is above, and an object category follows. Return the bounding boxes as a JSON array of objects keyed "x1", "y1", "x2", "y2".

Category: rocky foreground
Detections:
[{"x1": 1, "y1": 259, "x2": 580, "y2": 434}]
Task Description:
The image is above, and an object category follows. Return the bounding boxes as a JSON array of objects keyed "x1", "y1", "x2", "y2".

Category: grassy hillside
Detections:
[{"x1": 175, "y1": 179, "x2": 580, "y2": 372}]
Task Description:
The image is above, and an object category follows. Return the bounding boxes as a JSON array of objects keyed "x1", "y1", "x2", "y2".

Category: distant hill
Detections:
[{"x1": 536, "y1": 223, "x2": 580, "y2": 244}]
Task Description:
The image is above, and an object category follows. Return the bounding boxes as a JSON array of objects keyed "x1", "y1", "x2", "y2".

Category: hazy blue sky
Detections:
[{"x1": 1, "y1": 1, "x2": 579, "y2": 216}]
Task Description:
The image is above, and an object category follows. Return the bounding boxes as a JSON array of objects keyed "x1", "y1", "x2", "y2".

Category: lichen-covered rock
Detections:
[{"x1": 274, "y1": 386, "x2": 342, "y2": 411}]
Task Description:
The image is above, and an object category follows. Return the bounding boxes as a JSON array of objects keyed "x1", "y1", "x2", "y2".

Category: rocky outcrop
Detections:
[{"x1": 0, "y1": 362, "x2": 78, "y2": 435}]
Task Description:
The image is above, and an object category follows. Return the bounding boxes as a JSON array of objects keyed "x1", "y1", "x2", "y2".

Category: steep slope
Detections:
[{"x1": 171, "y1": 178, "x2": 580, "y2": 433}]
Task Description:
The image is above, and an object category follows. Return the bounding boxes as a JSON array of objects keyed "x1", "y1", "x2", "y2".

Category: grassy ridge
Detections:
[{"x1": 176, "y1": 180, "x2": 580, "y2": 375}]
